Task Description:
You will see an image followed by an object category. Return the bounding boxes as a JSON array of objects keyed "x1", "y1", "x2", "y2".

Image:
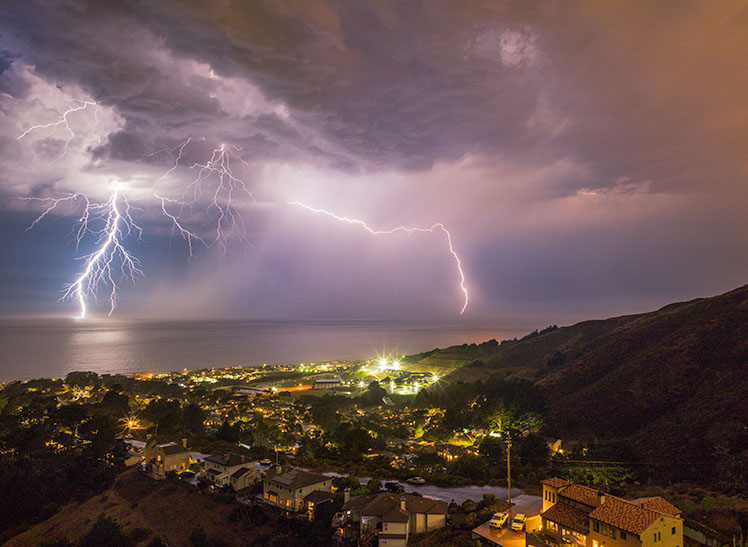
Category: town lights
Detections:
[
  {"x1": 392, "y1": 360, "x2": 401, "y2": 369},
  {"x1": 378, "y1": 358, "x2": 388, "y2": 369},
  {"x1": 359, "y1": 381, "x2": 365, "y2": 388}
]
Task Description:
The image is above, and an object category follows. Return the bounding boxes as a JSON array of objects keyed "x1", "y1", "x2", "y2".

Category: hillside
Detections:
[
  {"x1": 441, "y1": 284, "x2": 748, "y2": 482},
  {"x1": 5, "y1": 469, "x2": 255, "y2": 546}
]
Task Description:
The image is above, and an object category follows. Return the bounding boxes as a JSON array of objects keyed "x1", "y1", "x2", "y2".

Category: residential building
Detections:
[
  {"x1": 203, "y1": 452, "x2": 260, "y2": 489},
  {"x1": 229, "y1": 466, "x2": 261, "y2": 491},
  {"x1": 263, "y1": 467, "x2": 332, "y2": 513},
  {"x1": 143, "y1": 438, "x2": 190, "y2": 479},
  {"x1": 537, "y1": 479, "x2": 683, "y2": 547},
  {"x1": 333, "y1": 492, "x2": 448, "y2": 546}
]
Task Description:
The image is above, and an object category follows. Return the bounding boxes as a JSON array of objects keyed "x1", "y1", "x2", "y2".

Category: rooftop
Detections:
[
  {"x1": 558, "y1": 484, "x2": 600, "y2": 507},
  {"x1": 589, "y1": 496, "x2": 662, "y2": 535},
  {"x1": 541, "y1": 501, "x2": 590, "y2": 534},
  {"x1": 542, "y1": 478, "x2": 572, "y2": 489},
  {"x1": 266, "y1": 468, "x2": 329, "y2": 490},
  {"x1": 342, "y1": 492, "x2": 447, "y2": 518},
  {"x1": 204, "y1": 453, "x2": 249, "y2": 468}
]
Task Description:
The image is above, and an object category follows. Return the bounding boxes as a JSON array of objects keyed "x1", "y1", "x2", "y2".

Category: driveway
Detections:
[{"x1": 472, "y1": 525, "x2": 527, "y2": 547}]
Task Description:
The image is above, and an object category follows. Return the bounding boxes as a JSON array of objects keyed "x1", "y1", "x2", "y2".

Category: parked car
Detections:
[
  {"x1": 489, "y1": 512, "x2": 509, "y2": 528},
  {"x1": 511, "y1": 514, "x2": 527, "y2": 531},
  {"x1": 385, "y1": 481, "x2": 404, "y2": 492},
  {"x1": 407, "y1": 476, "x2": 426, "y2": 485},
  {"x1": 259, "y1": 459, "x2": 272, "y2": 465}
]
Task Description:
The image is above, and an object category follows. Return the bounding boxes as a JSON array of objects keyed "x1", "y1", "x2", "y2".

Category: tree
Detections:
[
  {"x1": 182, "y1": 403, "x2": 206, "y2": 435},
  {"x1": 79, "y1": 515, "x2": 129, "y2": 547}
]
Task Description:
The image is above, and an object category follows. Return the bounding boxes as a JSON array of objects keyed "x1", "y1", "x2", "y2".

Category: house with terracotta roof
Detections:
[
  {"x1": 332, "y1": 492, "x2": 448, "y2": 546},
  {"x1": 262, "y1": 467, "x2": 332, "y2": 513},
  {"x1": 536, "y1": 479, "x2": 683, "y2": 547}
]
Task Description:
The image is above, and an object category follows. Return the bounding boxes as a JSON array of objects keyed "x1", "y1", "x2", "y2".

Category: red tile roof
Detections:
[
  {"x1": 542, "y1": 478, "x2": 572, "y2": 489},
  {"x1": 541, "y1": 502, "x2": 589, "y2": 534},
  {"x1": 589, "y1": 497, "x2": 661, "y2": 535},
  {"x1": 632, "y1": 497, "x2": 681, "y2": 517},
  {"x1": 559, "y1": 484, "x2": 600, "y2": 507}
]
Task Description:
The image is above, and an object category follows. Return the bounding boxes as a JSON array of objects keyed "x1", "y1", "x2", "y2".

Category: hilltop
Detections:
[{"x1": 433, "y1": 284, "x2": 748, "y2": 482}]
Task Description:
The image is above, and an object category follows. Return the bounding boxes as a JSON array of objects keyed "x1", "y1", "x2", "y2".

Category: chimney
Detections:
[
  {"x1": 241, "y1": 454, "x2": 246, "y2": 463},
  {"x1": 344, "y1": 488, "x2": 350, "y2": 503},
  {"x1": 181, "y1": 438, "x2": 188, "y2": 450},
  {"x1": 597, "y1": 491, "x2": 606, "y2": 506},
  {"x1": 400, "y1": 496, "x2": 407, "y2": 511}
]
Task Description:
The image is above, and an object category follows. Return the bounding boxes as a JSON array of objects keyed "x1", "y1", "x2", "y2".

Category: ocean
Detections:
[{"x1": 0, "y1": 318, "x2": 526, "y2": 382}]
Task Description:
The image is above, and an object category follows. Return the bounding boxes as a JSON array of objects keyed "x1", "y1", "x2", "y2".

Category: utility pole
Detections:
[{"x1": 506, "y1": 437, "x2": 512, "y2": 505}]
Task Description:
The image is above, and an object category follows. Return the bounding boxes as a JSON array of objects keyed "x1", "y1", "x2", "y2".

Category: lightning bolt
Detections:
[
  {"x1": 289, "y1": 201, "x2": 469, "y2": 315},
  {"x1": 24, "y1": 186, "x2": 143, "y2": 318},
  {"x1": 16, "y1": 99, "x2": 99, "y2": 160},
  {"x1": 154, "y1": 140, "x2": 255, "y2": 255}
]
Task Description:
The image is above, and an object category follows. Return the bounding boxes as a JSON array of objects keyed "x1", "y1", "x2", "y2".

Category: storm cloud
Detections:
[{"x1": 1, "y1": 0, "x2": 747, "y2": 321}]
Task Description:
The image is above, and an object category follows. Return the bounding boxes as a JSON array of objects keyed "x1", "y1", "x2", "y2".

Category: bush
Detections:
[{"x1": 79, "y1": 515, "x2": 129, "y2": 547}]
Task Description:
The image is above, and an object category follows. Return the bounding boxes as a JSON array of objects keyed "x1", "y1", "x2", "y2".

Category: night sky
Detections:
[{"x1": 1, "y1": 1, "x2": 747, "y2": 322}]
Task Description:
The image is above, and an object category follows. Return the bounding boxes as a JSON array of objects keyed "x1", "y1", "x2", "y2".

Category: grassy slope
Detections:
[
  {"x1": 439, "y1": 284, "x2": 748, "y2": 476},
  {"x1": 6, "y1": 468, "x2": 267, "y2": 546}
]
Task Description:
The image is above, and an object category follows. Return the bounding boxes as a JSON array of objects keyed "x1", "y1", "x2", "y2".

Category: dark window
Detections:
[
  {"x1": 621, "y1": 532, "x2": 627, "y2": 540},
  {"x1": 593, "y1": 522, "x2": 600, "y2": 533},
  {"x1": 672, "y1": 527, "x2": 676, "y2": 535}
]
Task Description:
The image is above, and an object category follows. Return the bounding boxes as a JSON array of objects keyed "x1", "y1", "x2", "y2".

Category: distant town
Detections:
[{"x1": 1, "y1": 348, "x2": 745, "y2": 546}]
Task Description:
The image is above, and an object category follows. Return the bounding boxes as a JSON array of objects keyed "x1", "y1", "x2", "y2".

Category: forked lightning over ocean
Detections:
[
  {"x1": 289, "y1": 201, "x2": 469, "y2": 315},
  {"x1": 18, "y1": 115, "x2": 470, "y2": 316},
  {"x1": 23, "y1": 185, "x2": 143, "y2": 318}
]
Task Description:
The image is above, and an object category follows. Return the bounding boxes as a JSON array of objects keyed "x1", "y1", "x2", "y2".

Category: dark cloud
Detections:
[{"x1": 0, "y1": 0, "x2": 747, "y2": 320}]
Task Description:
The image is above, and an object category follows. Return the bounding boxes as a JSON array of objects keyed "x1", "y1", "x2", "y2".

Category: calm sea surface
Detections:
[{"x1": 0, "y1": 319, "x2": 527, "y2": 382}]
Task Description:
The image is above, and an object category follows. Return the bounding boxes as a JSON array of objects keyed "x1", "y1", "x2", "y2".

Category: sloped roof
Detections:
[
  {"x1": 204, "y1": 453, "x2": 248, "y2": 467},
  {"x1": 161, "y1": 444, "x2": 189, "y2": 456},
  {"x1": 589, "y1": 497, "x2": 660, "y2": 535},
  {"x1": 542, "y1": 478, "x2": 572, "y2": 489},
  {"x1": 632, "y1": 497, "x2": 681, "y2": 517},
  {"x1": 231, "y1": 467, "x2": 253, "y2": 479},
  {"x1": 382, "y1": 507, "x2": 410, "y2": 523},
  {"x1": 342, "y1": 492, "x2": 447, "y2": 518},
  {"x1": 559, "y1": 484, "x2": 600, "y2": 507},
  {"x1": 267, "y1": 468, "x2": 329, "y2": 490},
  {"x1": 304, "y1": 490, "x2": 335, "y2": 503},
  {"x1": 541, "y1": 502, "x2": 589, "y2": 534}
]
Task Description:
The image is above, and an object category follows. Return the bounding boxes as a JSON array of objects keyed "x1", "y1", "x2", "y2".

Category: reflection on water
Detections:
[{"x1": 0, "y1": 318, "x2": 527, "y2": 381}]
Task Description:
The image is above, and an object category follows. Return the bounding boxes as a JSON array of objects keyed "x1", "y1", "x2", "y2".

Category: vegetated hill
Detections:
[
  {"x1": 400, "y1": 340, "x2": 500, "y2": 374},
  {"x1": 444, "y1": 284, "x2": 748, "y2": 483}
]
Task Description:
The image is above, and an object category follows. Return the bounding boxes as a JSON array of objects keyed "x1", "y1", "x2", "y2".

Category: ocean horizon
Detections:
[{"x1": 0, "y1": 318, "x2": 529, "y2": 382}]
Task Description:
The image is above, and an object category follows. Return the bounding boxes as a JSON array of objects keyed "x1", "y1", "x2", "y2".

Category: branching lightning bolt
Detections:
[
  {"x1": 24, "y1": 186, "x2": 143, "y2": 318},
  {"x1": 289, "y1": 201, "x2": 469, "y2": 315},
  {"x1": 17, "y1": 99, "x2": 99, "y2": 159},
  {"x1": 155, "y1": 140, "x2": 254, "y2": 256}
]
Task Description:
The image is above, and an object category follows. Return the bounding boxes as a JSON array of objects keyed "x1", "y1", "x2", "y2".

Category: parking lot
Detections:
[{"x1": 471, "y1": 496, "x2": 543, "y2": 547}]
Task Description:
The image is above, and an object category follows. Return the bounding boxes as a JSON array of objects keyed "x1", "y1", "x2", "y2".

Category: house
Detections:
[
  {"x1": 230, "y1": 466, "x2": 261, "y2": 491},
  {"x1": 203, "y1": 452, "x2": 260, "y2": 490},
  {"x1": 263, "y1": 467, "x2": 332, "y2": 513},
  {"x1": 333, "y1": 492, "x2": 448, "y2": 546},
  {"x1": 143, "y1": 438, "x2": 191, "y2": 479},
  {"x1": 537, "y1": 479, "x2": 683, "y2": 547}
]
